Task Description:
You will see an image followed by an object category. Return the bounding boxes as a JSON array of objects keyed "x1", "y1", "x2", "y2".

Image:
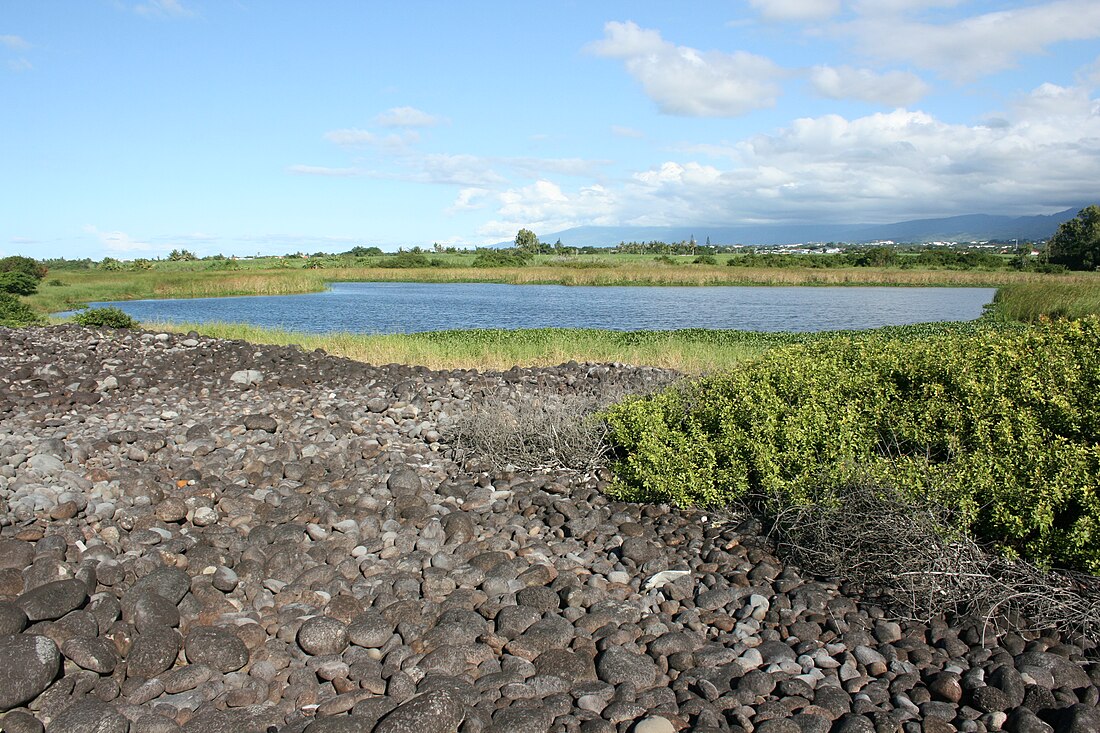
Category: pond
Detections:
[{"x1": 66, "y1": 282, "x2": 997, "y2": 333}]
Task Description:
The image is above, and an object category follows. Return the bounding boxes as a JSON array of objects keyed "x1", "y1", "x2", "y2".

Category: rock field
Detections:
[{"x1": 0, "y1": 324, "x2": 1097, "y2": 733}]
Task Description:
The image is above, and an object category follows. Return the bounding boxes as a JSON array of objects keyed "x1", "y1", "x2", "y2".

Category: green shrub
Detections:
[
  {"x1": 72, "y1": 306, "x2": 138, "y2": 329},
  {"x1": 0, "y1": 271, "x2": 39, "y2": 295},
  {"x1": 376, "y1": 252, "x2": 430, "y2": 268},
  {"x1": 604, "y1": 317, "x2": 1100, "y2": 573},
  {"x1": 0, "y1": 255, "x2": 47, "y2": 280},
  {"x1": 471, "y1": 250, "x2": 531, "y2": 268},
  {"x1": 0, "y1": 293, "x2": 43, "y2": 327},
  {"x1": 692, "y1": 255, "x2": 718, "y2": 265},
  {"x1": 47, "y1": 278, "x2": 67, "y2": 287}
]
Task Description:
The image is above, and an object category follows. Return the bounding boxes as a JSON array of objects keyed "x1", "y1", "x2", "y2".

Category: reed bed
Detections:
[
  {"x1": 143, "y1": 322, "x2": 787, "y2": 373},
  {"x1": 991, "y1": 279, "x2": 1100, "y2": 321}
]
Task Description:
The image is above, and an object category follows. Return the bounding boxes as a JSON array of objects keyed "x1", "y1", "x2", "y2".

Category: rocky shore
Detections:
[{"x1": 0, "y1": 325, "x2": 1097, "y2": 733}]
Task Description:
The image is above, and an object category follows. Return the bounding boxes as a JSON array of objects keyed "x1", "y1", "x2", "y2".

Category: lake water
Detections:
[{"x1": 67, "y1": 282, "x2": 996, "y2": 333}]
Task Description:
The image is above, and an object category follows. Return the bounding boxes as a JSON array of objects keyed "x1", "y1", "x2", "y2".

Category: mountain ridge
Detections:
[{"x1": 500, "y1": 207, "x2": 1086, "y2": 248}]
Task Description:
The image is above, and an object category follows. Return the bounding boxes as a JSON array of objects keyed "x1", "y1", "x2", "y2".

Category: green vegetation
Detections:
[
  {"x1": 71, "y1": 306, "x2": 138, "y2": 329},
  {"x1": 0, "y1": 293, "x2": 44, "y2": 327},
  {"x1": 604, "y1": 317, "x2": 1100, "y2": 573},
  {"x1": 989, "y1": 280, "x2": 1100, "y2": 322},
  {"x1": 1046, "y1": 205, "x2": 1100, "y2": 271}
]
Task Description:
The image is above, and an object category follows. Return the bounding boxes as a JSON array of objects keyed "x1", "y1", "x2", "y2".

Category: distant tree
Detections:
[
  {"x1": 1046, "y1": 205, "x2": 1100, "y2": 270},
  {"x1": 168, "y1": 249, "x2": 197, "y2": 261},
  {"x1": 0, "y1": 255, "x2": 47, "y2": 280},
  {"x1": 99, "y1": 257, "x2": 123, "y2": 271},
  {"x1": 850, "y1": 246, "x2": 898, "y2": 267},
  {"x1": 347, "y1": 245, "x2": 383, "y2": 257},
  {"x1": 514, "y1": 228, "x2": 540, "y2": 254}
]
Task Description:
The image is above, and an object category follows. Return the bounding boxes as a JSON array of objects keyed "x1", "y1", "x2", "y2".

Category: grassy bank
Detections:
[
  {"x1": 990, "y1": 280, "x2": 1100, "y2": 321},
  {"x1": 145, "y1": 321, "x2": 1008, "y2": 373},
  {"x1": 31, "y1": 263, "x2": 1091, "y2": 315},
  {"x1": 146, "y1": 322, "x2": 799, "y2": 372}
]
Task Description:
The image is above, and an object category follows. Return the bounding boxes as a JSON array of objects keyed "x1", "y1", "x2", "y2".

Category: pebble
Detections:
[{"x1": 0, "y1": 324, "x2": 1094, "y2": 733}]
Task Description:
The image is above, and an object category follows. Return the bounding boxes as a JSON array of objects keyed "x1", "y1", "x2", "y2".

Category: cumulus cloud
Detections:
[
  {"x1": 465, "y1": 82, "x2": 1100, "y2": 236},
  {"x1": 587, "y1": 21, "x2": 784, "y2": 116},
  {"x1": 809, "y1": 65, "x2": 930, "y2": 106},
  {"x1": 749, "y1": 0, "x2": 841, "y2": 22},
  {"x1": 448, "y1": 188, "x2": 491, "y2": 214},
  {"x1": 373, "y1": 106, "x2": 446, "y2": 128},
  {"x1": 476, "y1": 181, "x2": 618, "y2": 240},
  {"x1": 842, "y1": 0, "x2": 1100, "y2": 80},
  {"x1": 0, "y1": 35, "x2": 31, "y2": 50}
]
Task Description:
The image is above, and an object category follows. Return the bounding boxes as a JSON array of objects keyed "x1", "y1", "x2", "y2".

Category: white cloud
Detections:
[
  {"x1": 7, "y1": 58, "x2": 32, "y2": 72},
  {"x1": 587, "y1": 21, "x2": 784, "y2": 117},
  {"x1": 809, "y1": 65, "x2": 930, "y2": 106},
  {"x1": 447, "y1": 187, "x2": 491, "y2": 214},
  {"x1": 134, "y1": 0, "x2": 193, "y2": 18},
  {"x1": 749, "y1": 0, "x2": 841, "y2": 22},
  {"x1": 611, "y1": 125, "x2": 645, "y2": 138},
  {"x1": 842, "y1": 0, "x2": 1100, "y2": 81},
  {"x1": 465, "y1": 82, "x2": 1100, "y2": 235},
  {"x1": 83, "y1": 225, "x2": 153, "y2": 253},
  {"x1": 287, "y1": 164, "x2": 360, "y2": 177},
  {"x1": 477, "y1": 181, "x2": 618, "y2": 240},
  {"x1": 373, "y1": 106, "x2": 446, "y2": 128},
  {"x1": 0, "y1": 35, "x2": 31, "y2": 51}
]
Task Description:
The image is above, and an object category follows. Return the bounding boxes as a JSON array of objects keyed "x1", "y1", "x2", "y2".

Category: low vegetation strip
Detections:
[
  {"x1": 604, "y1": 317, "x2": 1100, "y2": 573},
  {"x1": 142, "y1": 321, "x2": 1007, "y2": 373}
]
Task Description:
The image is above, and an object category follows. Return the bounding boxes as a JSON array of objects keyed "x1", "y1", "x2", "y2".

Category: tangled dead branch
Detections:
[
  {"x1": 449, "y1": 394, "x2": 615, "y2": 472},
  {"x1": 768, "y1": 481, "x2": 1100, "y2": 640}
]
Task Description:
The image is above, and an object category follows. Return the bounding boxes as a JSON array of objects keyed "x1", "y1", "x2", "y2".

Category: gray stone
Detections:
[
  {"x1": 183, "y1": 626, "x2": 248, "y2": 672},
  {"x1": 127, "y1": 627, "x2": 182, "y2": 679},
  {"x1": 229, "y1": 369, "x2": 264, "y2": 385},
  {"x1": 632, "y1": 716, "x2": 676, "y2": 733},
  {"x1": 0, "y1": 634, "x2": 60, "y2": 711},
  {"x1": 61, "y1": 634, "x2": 120, "y2": 674},
  {"x1": 242, "y1": 413, "x2": 278, "y2": 433},
  {"x1": 347, "y1": 611, "x2": 392, "y2": 648},
  {"x1": 596, "y1": 647, "x2": 657, "y2": 687},
  {"x1": 45, "y1": 699, "x2": 128, "y2": 733},
  {"x1": 16, "y1": 579, "x2": 88, "y2": 621},
  {"x1": 0, "y1": 601, "x2": 28, "y2": 635},
  {"x1": 373, "y1": 689, "x2": 466, "y2": 733},
  {"x1": 297, "y1": 615, "x2": 349, "y2": 656},
  {"x1": 387, "y1": 467, "x2": 422, "y2": 497}
]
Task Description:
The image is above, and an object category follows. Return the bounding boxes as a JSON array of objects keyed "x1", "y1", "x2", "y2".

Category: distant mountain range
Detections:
[{"x1": 505, "y1": 207, "x2": 1086, "y2": 248}]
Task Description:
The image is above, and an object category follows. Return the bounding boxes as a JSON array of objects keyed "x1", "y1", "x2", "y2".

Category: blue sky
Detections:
[{"x1": 3, "y1": 0, "x2": 1099, "y2": 259}]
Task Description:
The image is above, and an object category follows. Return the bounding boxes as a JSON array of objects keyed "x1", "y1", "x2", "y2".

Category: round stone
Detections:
[
  {"x1": 297, "y1": 615, "x2": 349, "y2": 656},
  {"x1": 373, "y1": 689, "x2": 466, "y2": 733},
  {"x1": 44, "y1": 699, "x2": 128, "y2": 733},
  {"x1": 126, "y1": 627, "x2": 182, "y2": 679},
  {"x1": 0, "y1": 634, "x2": 61, "y2": 711},
  {"x1": 596, "y1": 647, "x2": 658, "y2": 687},
  {"x1": 347, "y1": 612, "x2": 392, "y2": 648},
  {"x1": 61, "y1": 635, "x2": 120, "y2": 674},
  {"x1": 184, "y1": 626, "x2": 249, "y2": 673},
  {"x1": 16, "y1": 579, "x2": 88, "y2": 622}
]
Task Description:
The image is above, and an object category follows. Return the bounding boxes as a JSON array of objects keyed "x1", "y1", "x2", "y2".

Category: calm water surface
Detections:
[{"x1": 70, "y1": 282, "x2": 996, "y2": 333}]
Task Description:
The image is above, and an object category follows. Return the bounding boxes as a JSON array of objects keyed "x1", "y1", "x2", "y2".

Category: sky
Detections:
[{"x1": 3, "y1": 1, "x2": 1100, "y2": 260}]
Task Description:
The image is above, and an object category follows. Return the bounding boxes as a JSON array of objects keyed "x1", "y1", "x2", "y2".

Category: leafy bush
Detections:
[
  {"x1": 471, "y1": 250, "x2": 531, "y2": 268},
  {"x1": 0, "y1": 293, "x2": 43, "y2": 327},
  {"x1": 376, "y1": 252, "x2": 431, "y2": 268},
  {"x1": 0, "y1": 255, "x2": 47, "y2": 280},
  {"x1": 47, "y1": 278, "x2": 66, "y2": 287},
  {"x1": 692, "y1": 254, "x2": 718, "y2": 265},
  {"x1": 604, "y1": 318, "x2": 1100, "y2": 573},
  {"x1": 0, "y1": 271, "x2": 39, "y2": 295},
  {"x1": 72, "y1": 306, "x2": 138, "y2": 329}
]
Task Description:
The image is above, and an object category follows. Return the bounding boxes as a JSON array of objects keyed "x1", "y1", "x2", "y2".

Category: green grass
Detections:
[
  {"x1": 990, "y1": 280, "x2": 1100, "y2": 322},
  {"x1": 137, "y1": 320, "x2": 1010, "y2": 373}
]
